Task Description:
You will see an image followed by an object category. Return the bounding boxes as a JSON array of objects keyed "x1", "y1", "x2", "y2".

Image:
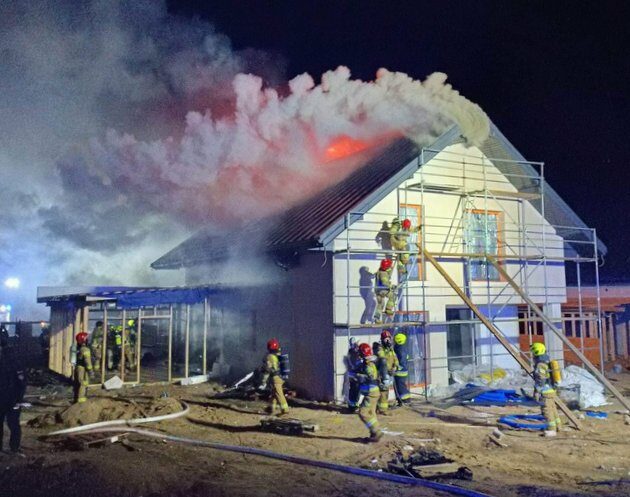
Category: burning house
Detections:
[{"x1": 39, "y1": 121, "x2": 613, "y2": 403}]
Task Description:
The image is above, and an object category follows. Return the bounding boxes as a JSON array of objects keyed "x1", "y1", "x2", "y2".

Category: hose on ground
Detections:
[
  {"x1": 45, "y1": 400, "x2": 189, "y2": 436},
  {"x1": 49, "y1": 425, "x2": 495, "y2": 497}
]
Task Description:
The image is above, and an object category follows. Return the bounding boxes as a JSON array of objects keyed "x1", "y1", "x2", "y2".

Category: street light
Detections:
[{"x1": 4, "y1": 277, "x2": 20, "y2": 289}]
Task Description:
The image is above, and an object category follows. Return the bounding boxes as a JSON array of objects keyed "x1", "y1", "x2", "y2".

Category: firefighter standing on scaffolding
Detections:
[
  {"x1": 531, "y1": 342, "x2": 562, "y2": 437},
  {"x1": 389, "y1": 217, "x2": 413, "y2": 277},
  {"x1": 374, "y1": 258, "x2": 396, "y2": 324}
]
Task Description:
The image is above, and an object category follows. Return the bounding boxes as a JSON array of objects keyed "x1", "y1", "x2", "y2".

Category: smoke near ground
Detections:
[{"x1": 0, "y1": 0, "x2": 489, "y2": 318}]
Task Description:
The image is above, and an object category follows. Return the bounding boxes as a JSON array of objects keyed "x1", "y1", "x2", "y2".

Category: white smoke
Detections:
[
  {"x1": 0, "y1": 0, "x2": 489, "y2": 319},
  {"x1": 83, "y1": 66, "x2": 489, "y2": 225}
]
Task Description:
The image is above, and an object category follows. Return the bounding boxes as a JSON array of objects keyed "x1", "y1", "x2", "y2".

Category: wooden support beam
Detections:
[
  {"x1": 422, "y1": 248, "x2": 582, "y2": 430},
  {"x1": 487, "y1": 256, "x2": 630, "y2": 412}
]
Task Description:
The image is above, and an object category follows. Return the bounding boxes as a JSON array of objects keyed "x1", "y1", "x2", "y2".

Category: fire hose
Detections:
[
  {"x1": 45, "y1": 400, "x2": 190, "y2": 436},
  {"x1": 45, "y1": 422, "x2": 495, "y2": 497}
]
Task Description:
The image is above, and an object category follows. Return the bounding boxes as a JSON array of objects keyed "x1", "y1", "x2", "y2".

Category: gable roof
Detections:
[{"x1": 152, "y1": 122, "x2": 606, "y2": 269}]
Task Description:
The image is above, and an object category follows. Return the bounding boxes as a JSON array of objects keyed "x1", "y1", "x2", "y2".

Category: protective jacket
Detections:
[
  {"x1": 357, "y1": 360, "x2": 379, "y2": 394},
  {"x1": 375, "y1": 267, "x2": 393, "y2": 290},
  {"x1": 533, "y1": 353, "x2": 555, "y2": 395}
]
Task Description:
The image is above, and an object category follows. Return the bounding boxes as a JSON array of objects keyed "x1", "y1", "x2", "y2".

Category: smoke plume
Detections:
[{"x1": 0, "y1": 0, "x2": 489, "y2": 318}]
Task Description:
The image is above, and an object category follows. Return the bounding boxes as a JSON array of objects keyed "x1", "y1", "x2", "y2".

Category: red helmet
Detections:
[
  {"x1": 267, "y1": 338, "x2": 280, "y2": 352},
  {"x1": 402, "y1": 219, "x2": 412, "y2": 230},
  {"x1": 381, "y1": 330, "x2": 392, "y2": 341},
  {"x1": 76, "y1": 332, "x2": 89, "y2": 345},
  {"x1": 380, "y1": 258, "x2": 393, "y2": 271},
  {"x1": 358, "y1": 343, "x2": 372, "y2": 358}
]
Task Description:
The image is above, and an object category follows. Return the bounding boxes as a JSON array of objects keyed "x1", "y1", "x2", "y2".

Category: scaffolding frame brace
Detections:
[
  {"x1": 421, "y1": 249, "x2": 585, "y2": 429},
  {"x1": 486, "y1": 256, "x2": 630, "y2": 413}
]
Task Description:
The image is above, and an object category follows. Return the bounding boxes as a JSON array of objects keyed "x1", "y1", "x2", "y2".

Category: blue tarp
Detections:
[
  {"x1": 111, "y1": 287, "x2": 218, "y2": 309},
  {"x1": 463, "y1": 385, "x2": 539, "y2": 407}
]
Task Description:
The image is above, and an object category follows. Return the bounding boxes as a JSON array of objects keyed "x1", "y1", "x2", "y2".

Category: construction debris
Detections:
[
  {"x1": 259, "y1": 417, "x2": 319, "y2": 436},
  {"x1": 387, "y1": 447, "x2": 473, "y2": 481},
  {"x1": 180, "y1": 374, "x2": 210, "y2": 386},
  {"x1": 103, "y1": 375, "x2": 124, "y2": 390}
]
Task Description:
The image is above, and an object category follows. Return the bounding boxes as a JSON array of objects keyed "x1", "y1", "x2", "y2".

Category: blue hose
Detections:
[
  {"x1": 498, "y1": 414, "x2": 547, "y2": 430},
  {"x1": 64, "y1": 426, "x2": 494, "y2": 497}
]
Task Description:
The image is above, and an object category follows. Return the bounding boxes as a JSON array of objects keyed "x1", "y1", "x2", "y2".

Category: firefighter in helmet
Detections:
[
  {"x1": 344, "y1": 337, "x2": 362, "y2": 412},
  {"x1": 374, "y1": 258, "x2": 396, "y2": 323},
  {"x1": 377, "y1": 330, "x2": 399, "y2": 414},
  {"x1": 531, "y1": 342, "x2": 562, "y2": 436},
  {"x1": 263, "y1": 338, "x2": 289, "y2": 416},
  {"x1": 73, "y1": 332, "x2": 94, "y2": 404},
  {"x1": 356, "y1": 343, "x2": 383, "y2": 442},
  {"x1": 389, "y1": 218, "x2": 415, "y2": 276},
  {"x1": 107, "y1": 324, "x2": 123, "y2": 370},
  {"x1": 124, "y1": 319, "x2": 137, "y2": 371},
  {"x1": 393, "y1": 332, "x2": 412, "y2": 405},
  {"x1": 90, "y1": 321, "x2": 104, "y2": 372}
]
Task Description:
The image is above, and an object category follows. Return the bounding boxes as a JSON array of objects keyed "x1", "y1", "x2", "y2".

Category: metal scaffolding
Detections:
[{"x1": 334, "y1": 145, "x2": 613, "y2": 402}]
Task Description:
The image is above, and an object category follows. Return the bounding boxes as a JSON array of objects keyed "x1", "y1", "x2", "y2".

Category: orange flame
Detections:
[{"x1": 325, "y1": 135, "x2": 369, "y2": 161}]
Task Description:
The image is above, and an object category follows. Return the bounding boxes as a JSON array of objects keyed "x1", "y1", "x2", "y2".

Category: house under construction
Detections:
[{"x1": 39, "y1": 122, "x2": 629, "y2": 407}]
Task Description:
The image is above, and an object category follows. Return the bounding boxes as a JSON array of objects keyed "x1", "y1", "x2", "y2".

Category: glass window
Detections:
[{"x1": 465, "y1": 210, "x2": 502, "y2": 281}]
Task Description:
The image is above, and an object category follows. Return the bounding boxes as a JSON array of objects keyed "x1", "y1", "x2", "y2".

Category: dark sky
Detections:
[{"x1": 168, "y1": 1, "x2": 630, "y2": 282}]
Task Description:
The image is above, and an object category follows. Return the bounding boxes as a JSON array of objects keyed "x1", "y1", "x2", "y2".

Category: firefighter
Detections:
[
  {"x1": 344, "y1": 337, "x2": 362, "y2": 412},
  {"x1": 389, "y1": 218, "x2": 412, "y2": 276},
  {"x1": 0, "y1": 326, "x2": 27, "y2": 454},
  {"x1": 531, "y1": 342, "x2": 562, "y2": 437},
  {"x1": 377, "y1": 330, "x2": 399, "y2": 413},
  {"x1": 356, "y1": 343, "x2": 383, "y2": 442},
  {"x1": 374, "y1": 258, "x2": 396, "y2": 323},
  {"x1": 393, "y1": 332, "x2": 412, "y2": 405},
  {"x1": 73, "y1": 332, "x2": 94, "y2": 404},
  {"x1": 124, "y1": 319, "x2": 137, "y2": 371},
  {"x1": 107, "y1": 324, "x2": 122, "y2": 370},
  {"x1": 263, "y1": 338, "x2": 289, "y2": 416},
  {"x1": 90, "y1": 321, "x2": 104, "y2": 372}
]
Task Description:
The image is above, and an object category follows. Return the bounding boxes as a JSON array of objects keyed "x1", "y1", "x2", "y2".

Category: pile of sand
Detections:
[{"x1": 29, "y1": 397, "x2": 182, "y2": 428}]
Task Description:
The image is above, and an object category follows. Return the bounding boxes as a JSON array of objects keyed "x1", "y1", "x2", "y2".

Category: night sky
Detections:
[{"x1": 168, "y1": 1, "x2": 630, "y2": 282}]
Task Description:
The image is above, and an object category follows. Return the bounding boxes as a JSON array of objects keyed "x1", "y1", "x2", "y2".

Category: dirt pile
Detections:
[{"x1": 29, "y1": 397, "x2": 183, "y2": 428}]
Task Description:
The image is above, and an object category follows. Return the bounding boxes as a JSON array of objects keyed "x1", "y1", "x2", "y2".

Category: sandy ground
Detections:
[{"x1": 1, "y1": 373, "x2": 629, "y2": 497}]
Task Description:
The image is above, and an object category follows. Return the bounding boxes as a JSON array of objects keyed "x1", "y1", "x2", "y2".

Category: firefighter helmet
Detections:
[
  {"x1": 267, "y1": 338, "x2": 280, "y2": 352},
  {"x1": 358, "y1": 343, "x2": 372, "y2": 358},
  {"x1": 381, "y1": 329, "x2": 393, "y2": 341},
  {"x1": 76, "y1": 332, "x2": 89, "y2": 345},
  {"x1": 394, "y1": 333, "x2": 407, "y2": 345},
  {"x1": 402, "y1": 218, "x2": 412, "y2": 230},
  {"x1": 530, "y1": 342, "x2": 546, "y2": 357},
  {"x1": 380, "y1": 258, "x2": 393, "y2": 271}
]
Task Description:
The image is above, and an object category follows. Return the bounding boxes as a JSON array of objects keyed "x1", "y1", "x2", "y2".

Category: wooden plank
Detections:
[
  {"x1": 422, "y1": 249, "x2": 582, "y2": 430},
  {"x1": 487, "y1": 256, "x2": 630, "y2": 413}
]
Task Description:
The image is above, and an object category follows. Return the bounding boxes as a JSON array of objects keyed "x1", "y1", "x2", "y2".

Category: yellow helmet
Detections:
[
  {"x1": 394, "y1": 333, "x2": 407, "y2": 345},
  {"x1": 127, "y1": 319, "x2": 136, "y2": 327},
  {"x1": 530, "y1": 342, "x2": 546, "y2": 356}
]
